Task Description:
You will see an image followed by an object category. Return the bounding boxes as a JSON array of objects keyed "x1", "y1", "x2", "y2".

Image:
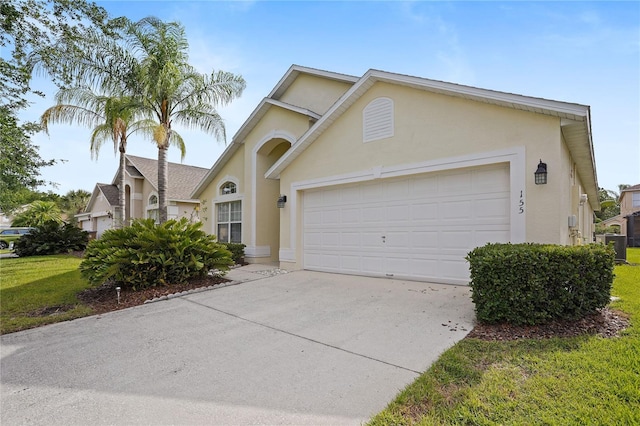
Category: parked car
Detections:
[{"x1": 0, "y1": 227, "x2": 33, "y2": 249}]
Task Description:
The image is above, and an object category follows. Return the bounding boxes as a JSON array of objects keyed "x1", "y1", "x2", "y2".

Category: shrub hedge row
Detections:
[{"x1": 466, "y1": 243, "x2": 615, "y2": 325}]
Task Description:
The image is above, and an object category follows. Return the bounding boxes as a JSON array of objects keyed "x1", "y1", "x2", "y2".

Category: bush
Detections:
[
  {"x1": 466, "y1": 243, "x2": 615, "y2": 325},
  {"x1": 80, "y1": 218, "x2": 233, "y2": 290},
  {"x1": 14, "y1": 221, "x2": 89, "y2": 256},
  {"x1": 221, "y1": 242, "x2": 246, "y2": 264}
]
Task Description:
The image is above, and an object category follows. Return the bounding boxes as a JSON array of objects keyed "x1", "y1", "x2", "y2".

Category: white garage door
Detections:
[
  {"x1": 303, "y1": 164, "x2": 510, "y2": 284},
  {"x1": 96, "y1": 217, "x2": 111, "y2": 238}
]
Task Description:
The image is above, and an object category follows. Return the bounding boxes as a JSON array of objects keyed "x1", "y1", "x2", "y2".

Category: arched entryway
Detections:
[{"x1": 251, "y1": 136, "x2": 292, "y2": 262}]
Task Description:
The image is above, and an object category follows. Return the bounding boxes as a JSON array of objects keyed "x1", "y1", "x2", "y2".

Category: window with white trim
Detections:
[
  {"x1": 221, "y1": 181, "x2": 237, "y2": 195},
  {"x1": 147, "y1": 194, "x2": 159, "y2": 223},
  {"x1": 363, "y1": 97, "x2": 394, "y2": 143},
  {"x1": 217, "y1": 200, "x2": 241, "y2": 243},
  {"x1": 633, "y1": 192, "x2": 640, "y2": 207}
]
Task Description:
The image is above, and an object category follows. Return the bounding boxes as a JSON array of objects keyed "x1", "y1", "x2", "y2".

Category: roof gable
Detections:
[
  {"x1": 265, "y1": 68, "x2": 598, "y2": 207},
  {"x1": 191, "y1": 66, "x2": 356, "y2": 198},
  {"x1": 84, "y1": 183, "x2": 119, "y2": 213},
  {"x1": 123, "y1": 155, "x2": 209, "y2": 201}
]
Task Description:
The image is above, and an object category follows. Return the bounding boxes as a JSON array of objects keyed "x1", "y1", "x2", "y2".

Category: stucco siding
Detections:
[
  {"x1": 278, "y1": 73, "x2": 353, "y2": 115},
  {"x1": 198, "y1": 145, "x2": 245, "y2": 236},
  {"x1": 278, "y1": 81, "x2": 564, "y2": 262}
]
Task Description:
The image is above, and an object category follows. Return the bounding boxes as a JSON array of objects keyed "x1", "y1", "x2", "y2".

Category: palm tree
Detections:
[
  {"x1": 12, "y1": 201, "x2": 62, "y2": 227},
  {"x1": 59, "y1": 189, "x2": 91, "y2": 223},
  {"x1": 126, "y1": 17, "x2": 246, "y2": 222},
  {"x1": 35, "y1": 16, "x2": 245, "y2": 223},
  {"x1": 40, "y1": 88, "x2": 155, "y2": 227}
]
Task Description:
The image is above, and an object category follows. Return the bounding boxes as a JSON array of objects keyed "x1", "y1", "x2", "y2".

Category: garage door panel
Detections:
[
  {"x1": 341, "y1": 208, "x2": 361, "y2": 224},
  {"x1": 340, "y1": 255, "x2": 361, "y2": 271},
  {"x1": 474, "y1": 197, "x2": 509, "y2": 219},
  {"x1": 362, "y1": 256, "x2": 385, "y2": 274},
  {"x1": 411, "y1": 203, "x2": 439, "y2": 221},
  {"x1": 384, "y1": 180, "x2": 410, "y2": 200},
  {"x1": 438, "y1": 171, "x2": 471, "y2": 194},
  {"x1": 303, "y1": 164, "x2": 510, "y2": 284},
  {"x1": 474, "y1": 229, "x2": 510, "y2": 247},
  {"x1": 411, "y1": 231, "x2": 440, "y2": 248},
  {"x1": 441, "y1": 201, "x2": 473, "y2": 219},
  {"x1": 340, "y1": 232, "x2": 361, "y2": 247}
]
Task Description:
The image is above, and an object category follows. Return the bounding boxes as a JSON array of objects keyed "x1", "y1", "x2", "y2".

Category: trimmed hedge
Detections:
[
  {"x1": 80, "y1": 218, "x2": 233, "y2": 290},
  {"x1": 466, "y1": 243, "x2": 615, "y2": 325},
  {"x1": 13, "y1": 221, "x2": 89, "y2": 256}
]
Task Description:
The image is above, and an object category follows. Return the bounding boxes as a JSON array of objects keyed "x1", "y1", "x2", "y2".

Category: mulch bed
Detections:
[
  {"x1": 77, "y1": 275, "x2": 230, "y2": 315},
  {"x1": 467, "y1": 307, "x2": 631, "y2": 341}
]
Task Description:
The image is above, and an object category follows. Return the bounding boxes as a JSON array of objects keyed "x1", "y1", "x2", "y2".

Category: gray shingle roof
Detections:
[
  {"x1": 97, "y1": 183, "x2": 119, "y2": 206},
  {"x1": 126, "y1": 155, "x2": 209, "y2": 201}
]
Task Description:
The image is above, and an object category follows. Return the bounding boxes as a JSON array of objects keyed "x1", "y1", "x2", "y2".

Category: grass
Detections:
[
  {"x1": 370, "y1": 247, "x2": 640, "y2": 425},
  {"x1": 0, "y1": 254, "x2": 94, "y2": 334}
]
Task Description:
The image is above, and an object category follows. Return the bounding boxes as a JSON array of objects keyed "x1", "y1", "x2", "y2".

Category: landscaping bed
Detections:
[
  {"x1": 468, "y1": 306, "x2": 630, "y2": 341},
  {"x1": 77, "y1": 275, "x2": 229, "y2": 315}
]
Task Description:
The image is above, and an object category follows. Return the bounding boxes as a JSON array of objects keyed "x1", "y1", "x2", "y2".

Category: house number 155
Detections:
[{"x1": 519, "y1": 190, "x2": 524, "y2": 214}]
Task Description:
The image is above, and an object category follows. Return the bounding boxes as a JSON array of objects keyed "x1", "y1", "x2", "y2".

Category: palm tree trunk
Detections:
[
  {"x1": 117, "y1": 144, "x2": 126, "y2": 228},
  {"x1": 158, "y1": 146, "x2": 168, "y2": 223}
]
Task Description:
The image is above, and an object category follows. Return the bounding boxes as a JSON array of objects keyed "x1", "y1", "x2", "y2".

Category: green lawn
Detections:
[
  {"x1": 370, "y1": 247, "x2": 640, "y2": 425},
  {"x1": 0, "y1": 254, "x2": 94, "y2": 334}
]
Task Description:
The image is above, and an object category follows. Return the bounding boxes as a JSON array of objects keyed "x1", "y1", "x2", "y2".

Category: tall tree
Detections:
[
  {"x1": 126, "y1": 17, "x2": 245, "y2": 222},
  {"x1": 32, "y1": 16, "x2": 245, "y2": 223},
  {"x1": 1, "y1": 0, "x2": 118, "y2": 110},
  {"x1": 59, "y1": 189, "x2": 91, "y2": 223},
  {"x1": 40, "y1": 87, "x2": 155, "y2": 227},
  {"x1": 11, "y1": 200, "x2": 62, "y2": 226},
  {"x1": 0, "y1": 106, "x2": 56, "y2": 213}
]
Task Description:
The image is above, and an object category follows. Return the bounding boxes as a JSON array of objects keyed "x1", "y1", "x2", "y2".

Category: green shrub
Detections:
[
  {"x1": 13, "y1": 221, "x2": 89, "y2": 256},
  {"x1": 221, "y1": 242, "x2": 246, "y2": 264},
  {"x1": 80, "y1": 218, "x2": 233, "y2": 290},
  {"x1": 466, "y1": 243, "x2": 615, "y2": 325}
]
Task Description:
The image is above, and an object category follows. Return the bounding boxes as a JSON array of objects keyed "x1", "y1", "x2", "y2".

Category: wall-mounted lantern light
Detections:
[
  {"x1": 277, "y1": 195, "x2": 287, "y2": 208},
  {"x1": 534, "y1": 160, "x2": 548, "y2": 185}
]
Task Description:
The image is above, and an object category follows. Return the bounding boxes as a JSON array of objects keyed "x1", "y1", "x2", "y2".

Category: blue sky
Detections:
[{"x1": 22, "y1": 1, "x2": 640, "y2": 195}]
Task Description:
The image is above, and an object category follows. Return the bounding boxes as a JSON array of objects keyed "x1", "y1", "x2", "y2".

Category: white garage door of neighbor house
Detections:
[
  {"x1": 303, "y1": 164, "x2": 511, "y2": 285},
  {"x1": 96, "y1": 217, "x2": 111, "y2": 238}
]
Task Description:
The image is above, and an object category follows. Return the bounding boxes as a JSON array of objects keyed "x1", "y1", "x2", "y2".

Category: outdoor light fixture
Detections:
[
  {"x1": 277, "y1": 195, "x2": 287, "y2": 208},
  {"x1": 534, "y1": 160, "x2": 548, "y2": 185}
]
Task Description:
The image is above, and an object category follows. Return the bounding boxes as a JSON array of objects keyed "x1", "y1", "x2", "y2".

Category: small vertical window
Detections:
[
  {"x1": 217, "y1": 200, "x2": 242, "y2": 243},
  {"x1": 221, "y1": 182, "x2": 237, "y2": 195},
  {"x1": 147, "y1": 194, "x2": 159, "y2": 223},
  {"x1": 633, "y1": 192, "x2": 640, "y2": 208}
]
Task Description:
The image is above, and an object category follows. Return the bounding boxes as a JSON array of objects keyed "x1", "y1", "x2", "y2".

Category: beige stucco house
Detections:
[
  {"x1": 77, "y1": 155, "x2": 207, "y2": 237},
  {"x1": 192, "y1": 65, "x2": 600, "y2": 285},
  {"x1": 599, "y1": 184, "x2": 640, "y2": 243}
]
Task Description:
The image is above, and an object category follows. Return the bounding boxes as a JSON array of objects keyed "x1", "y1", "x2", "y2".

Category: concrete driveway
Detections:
[{"x1": 1, "y1": 268, "x2": 475, "y2": 425}]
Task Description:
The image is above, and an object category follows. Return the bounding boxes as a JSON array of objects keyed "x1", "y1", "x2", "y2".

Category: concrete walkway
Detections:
[{"x1": 1, "y1": 266, "x2": 475, "y2": 425}]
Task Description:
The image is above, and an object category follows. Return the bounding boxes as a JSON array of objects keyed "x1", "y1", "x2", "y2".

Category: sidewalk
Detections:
[{"x1": 225, "y1": 262, "x2": 289, "y2": 283}]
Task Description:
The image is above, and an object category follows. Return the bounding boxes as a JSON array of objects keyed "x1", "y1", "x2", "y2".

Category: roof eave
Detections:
[{"x1": 266, "y1": 69, "x2": 598, "y2": 183}]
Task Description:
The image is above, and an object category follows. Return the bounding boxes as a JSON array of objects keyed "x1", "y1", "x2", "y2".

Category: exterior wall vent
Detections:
[{"x1": 363, "y1": 97, "x2": 394, "y2": 143}]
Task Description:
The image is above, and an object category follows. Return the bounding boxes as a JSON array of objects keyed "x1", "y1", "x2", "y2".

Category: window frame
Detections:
[{"x1": 216, "y1": 200, "x2": 242, "y2": 243}]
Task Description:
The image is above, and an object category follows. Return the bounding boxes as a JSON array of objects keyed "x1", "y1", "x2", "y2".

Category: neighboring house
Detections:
[
  {"x1": 78, "y1": 155, "x2": 208, "y2": 238},
  {"x1": 599, "y1": 184, "x2": 640, "y2": 244},
  {"x1": 192, "y1": 65, "x2": 600, "y2": 285}
]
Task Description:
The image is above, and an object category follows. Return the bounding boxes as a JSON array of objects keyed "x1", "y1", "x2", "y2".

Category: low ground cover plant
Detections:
[
  {"x1": 13, "y1": 221, "x2": 89, "y2": 257},
  {"x1": 80, "y1": 218, "x2": 233, "y2": 290},
  {"x1": 467, "y1": 243, "x2": 615, "y2": 325}
]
